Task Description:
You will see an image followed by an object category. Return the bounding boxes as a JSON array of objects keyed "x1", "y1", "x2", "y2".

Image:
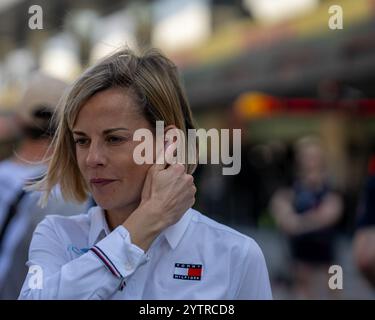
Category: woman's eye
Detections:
[
  {"x1": 74, "y1": 138, "x2": 89, "y2": 146},
  {"x1": 106, "y1": 136, "x2": 127, "y2": 144}
]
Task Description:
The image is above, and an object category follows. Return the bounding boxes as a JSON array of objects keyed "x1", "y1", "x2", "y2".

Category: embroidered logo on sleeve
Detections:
[
  {"x1": 173, "y1": 263, "x2": 202, "y2": 280},
  {"x1": 67, "y1": 244, "x2": 89, "y2": 256}
]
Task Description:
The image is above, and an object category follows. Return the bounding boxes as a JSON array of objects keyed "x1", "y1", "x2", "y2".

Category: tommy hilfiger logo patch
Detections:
[{"x1": 173, "y1": 263, "x2": 202, "y2": 280}]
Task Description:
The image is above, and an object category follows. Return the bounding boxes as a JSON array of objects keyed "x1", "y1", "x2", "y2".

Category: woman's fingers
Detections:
[
  {"x1": 140, "y1": 145, "x2": 176, "y2": 200},
  {"x1": 139, "y1": 156, "x2": 195, "y2": 231}
]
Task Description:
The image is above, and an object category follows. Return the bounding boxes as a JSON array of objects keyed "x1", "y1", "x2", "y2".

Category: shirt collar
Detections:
[
  {"x1": 88, "y1": 206, "x2": 111, "y2": 246},
  {"x1": 88, "y1": 206, "x2": 194, "y2": 250},
  {"x1": 162, "y1": 208, "x2": 194, "y2": 250}
]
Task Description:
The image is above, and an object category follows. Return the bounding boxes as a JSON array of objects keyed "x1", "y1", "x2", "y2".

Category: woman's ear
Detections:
[{"x1": 164, "y1": 125, "x2": 177, "y2": 139}]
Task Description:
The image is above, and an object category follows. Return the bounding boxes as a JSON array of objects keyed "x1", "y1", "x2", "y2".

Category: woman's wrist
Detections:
[{"x1": 122, "y1": 201, "x2": 163, "y2": 251}]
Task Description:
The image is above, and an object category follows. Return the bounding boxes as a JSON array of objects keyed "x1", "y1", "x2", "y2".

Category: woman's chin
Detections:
[{"x1": 91, "y1": 197, "x2": 111, "y2": 210}]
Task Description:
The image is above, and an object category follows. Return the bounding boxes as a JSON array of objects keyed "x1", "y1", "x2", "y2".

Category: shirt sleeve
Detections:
[
  {"x1": 235, "y1": 238, "x2": 273, "y2": 300},
  {"x1": 18, "y1": 217, "x2": 148, "y2": 300}
]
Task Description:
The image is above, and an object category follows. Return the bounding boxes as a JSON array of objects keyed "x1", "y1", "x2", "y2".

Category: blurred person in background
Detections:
[
  {"x1": 270, "y1": 136, "x2": 343, "y2": 299},
  {"x1": 353, "y1": 155, "x2": 375, "y2": 288},
  {"x1": 0, "y1": 72, "x2": 88, "y2": 299},
  {"x1": 0, "y1": 113, "x2": 19, "y2": 161}
]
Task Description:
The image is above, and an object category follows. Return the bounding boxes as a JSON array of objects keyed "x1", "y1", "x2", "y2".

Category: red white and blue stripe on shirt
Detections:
[
  {"x1": 90, "y1": 245, "x2": 126, "y2": 290},
  {"x1": 90, "y1": 245, "x2": 123, "y2": 278}
]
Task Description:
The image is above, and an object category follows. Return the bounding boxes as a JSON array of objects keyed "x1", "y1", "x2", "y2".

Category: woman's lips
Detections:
[{"x1": 90, "y1": 178, "x2": 116, "y2": 187}]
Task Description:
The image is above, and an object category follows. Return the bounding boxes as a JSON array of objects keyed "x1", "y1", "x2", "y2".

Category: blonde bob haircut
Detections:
[{"x1": 34, "y1": 48, "x2": 198, "y2": 205}]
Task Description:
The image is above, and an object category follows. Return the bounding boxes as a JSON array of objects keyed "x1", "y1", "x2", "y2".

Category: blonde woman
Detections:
[{"x1": 19, "y1": 48, "x2": 272, "y2": 300}]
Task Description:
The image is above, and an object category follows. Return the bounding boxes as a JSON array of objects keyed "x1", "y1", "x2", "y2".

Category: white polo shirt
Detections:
[{"x1": 19, "y1": 206, "x2": 272, "y2": 300}]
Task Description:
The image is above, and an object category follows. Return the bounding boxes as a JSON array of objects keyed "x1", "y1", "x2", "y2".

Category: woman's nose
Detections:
[{"x1": 85, "y1": 142, "x2": 107, "y2": 167}]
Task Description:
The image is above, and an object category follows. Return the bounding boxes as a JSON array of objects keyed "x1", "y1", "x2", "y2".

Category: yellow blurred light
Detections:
[{"x1": 234, "y1": 92, "x2": 278, "y2": 118}]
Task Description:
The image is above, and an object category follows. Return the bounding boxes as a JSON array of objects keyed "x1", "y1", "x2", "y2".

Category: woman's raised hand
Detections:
[{"x1": 123, "y1": 144, "x2": 196, "y2": 251}]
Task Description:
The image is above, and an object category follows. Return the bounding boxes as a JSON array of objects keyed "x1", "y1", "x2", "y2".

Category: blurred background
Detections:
[{"x1": 1, "y1": 0, "x2": 375, "y2": 299}]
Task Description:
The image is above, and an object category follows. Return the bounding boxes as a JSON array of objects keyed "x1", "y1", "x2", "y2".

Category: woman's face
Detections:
[
  {"x1": 296, "y1": 143, "x2": 326, "y2": 186},
  {"x1": 73, "y1": 87, "x2": 153, "y2": 214},
  {"x1": 297, "y1": 144, "x2": 324, "y2": 173}
]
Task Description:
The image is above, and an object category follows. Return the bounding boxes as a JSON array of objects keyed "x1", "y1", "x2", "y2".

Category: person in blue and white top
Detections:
[
  {"x1": 19, "y1": 48, "x2": 272, "y2": 300},
  {"x1": 0, "y1": 72, "x2": 88, "y2": 299}
]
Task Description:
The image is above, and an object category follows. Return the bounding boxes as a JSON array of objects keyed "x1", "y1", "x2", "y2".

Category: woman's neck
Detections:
[{"x1": 104, "y1": 201, "x2": 140, "y2": 231}]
